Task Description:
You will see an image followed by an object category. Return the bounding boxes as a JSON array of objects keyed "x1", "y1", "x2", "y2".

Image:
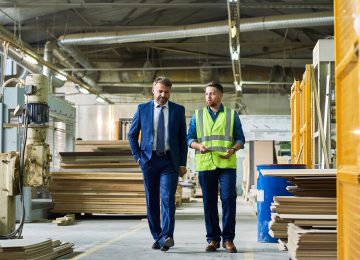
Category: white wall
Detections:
[{"x1": 72, "y1": 92, "x2": 290, "y2": 140}]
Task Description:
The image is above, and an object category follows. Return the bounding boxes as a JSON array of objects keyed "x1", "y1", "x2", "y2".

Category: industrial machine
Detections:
[{"x1": 0, "y1": 74, "x2": 51, "y2": 239}]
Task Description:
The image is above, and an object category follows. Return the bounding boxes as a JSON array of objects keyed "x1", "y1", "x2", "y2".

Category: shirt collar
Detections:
[
  {"x1": 207, "y1": 103, "x2": 224, "y2": 113},
  {"x1": 154, "y1": 100, "x2": 168, "y2": 108}
]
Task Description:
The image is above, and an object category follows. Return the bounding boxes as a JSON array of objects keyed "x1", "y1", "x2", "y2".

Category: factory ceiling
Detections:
[{"x1": 0, "y1": 0, "x2": 334, "y2": 103}]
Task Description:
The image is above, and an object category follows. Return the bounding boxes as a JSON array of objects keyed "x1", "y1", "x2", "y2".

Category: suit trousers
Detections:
[
  {"x1": 198, "y1": 168, "x2": 237, "y2": 243},
  {"x1": 140, "y1": 152, "x2": 178, "y2": 245}
]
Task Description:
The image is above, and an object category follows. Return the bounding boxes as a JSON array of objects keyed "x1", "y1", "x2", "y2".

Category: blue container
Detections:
[{"x1": 256, "y1": 164, "x2": 306, "y2": 243}]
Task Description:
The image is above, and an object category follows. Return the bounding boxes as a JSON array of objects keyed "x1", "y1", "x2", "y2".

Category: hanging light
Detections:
[
  {"x1": 96, "y1": 96, "x2": 105, "y2": 103},
  {"x1": 24, "y1": 54, "x2": 38, "y2": 64},
  {"x1": 55, "y1": 72, "x2": 67, "y2": 81},
  {"x1": 77, "y1": 86, "x2": 90, "y2": 94}
]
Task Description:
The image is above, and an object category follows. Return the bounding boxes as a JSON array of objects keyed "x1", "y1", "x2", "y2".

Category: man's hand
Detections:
[
  {"x1": 179, "y1": 166, "x2": 187, "y2": 177},
  {"x1": 137, "y1": 158, "x2": 140, "y2": 165},
  {"x1": 219, "y1": 148, "x2": 236, "y2": 159},
  {"x1": 198, "y1": 144, "x2": 210, "y2": 154}
]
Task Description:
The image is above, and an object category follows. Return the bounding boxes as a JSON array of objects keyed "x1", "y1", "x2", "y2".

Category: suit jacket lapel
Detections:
[
  {"x1": 168, "y1": 101, "x2": 173, "y2": 137},
  {"x1": 149, "y1": 100, "x2": 154, "y2": 134}
]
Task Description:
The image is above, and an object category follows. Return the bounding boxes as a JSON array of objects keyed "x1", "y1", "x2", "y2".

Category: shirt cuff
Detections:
[{"x1": 187, "y1": 139, "x2": 197, "y2": 147}]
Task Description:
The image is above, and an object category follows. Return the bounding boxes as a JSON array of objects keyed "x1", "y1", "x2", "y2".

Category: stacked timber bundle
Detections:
[
  {"x1": 287, "y1": 223, "x2": 337, "y2": 260},
  {"x1": 50, "y1": 169, "x2": 146, "y2": 215},
  {"x1": 0, "y1": 238, "x2": 74, "y2": 259},
  {"x1": 261, "y1": 169, "x2": 337, "y2": 259},
  {"x1": 50, "y1": 140, "x2": 184, "y2": 215},
  {"x1": 50, "y1": 140, "x2": 147, "y2": 215},
  {"x1": 74, "y1": 140, "x2": 132, "y2": 152}
]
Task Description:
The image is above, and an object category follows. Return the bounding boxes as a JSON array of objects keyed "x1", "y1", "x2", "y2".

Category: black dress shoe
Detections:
[
  {"x1": 164, "y1": 237, "x2": 174, "y2": 247},
  {"x1": 160, "y1": 237, "x2": 174, "y2": 252},
  {"x1": 160, "y1": 245, "x2": 169, "y2": 251},
  {"x1": 152, "y1": 241, "x2": 160, "y2": 250}
]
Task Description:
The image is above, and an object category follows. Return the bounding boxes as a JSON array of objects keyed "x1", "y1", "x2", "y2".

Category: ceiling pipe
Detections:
[
  {"x1": 51, "y1": 43, "x2": 100, "y2": 91},
  {"x1": 0, "y1": 39, "x2": 112, "y2": 103},
  {"x1": 97, "y1": 81, "x2": 293, "y2": 88},
  {"x1": 0, "y1": 2, "x2": 332, "y2": 9},
  {"x1": 0, "y1": 43, "x2": 65, "y2": 88},
  {"x1": 43, "y1": 41, "x2": 53, "y2": 79},
  {"x1": 0, "y1": 45, "x2": 41, "y2": 73},
  {"x1": 57, "y1": 44, "x2": 99, "y2": 86},
  {"x1": 58, "y1": 12, "x2": 333, "y2": 45}
]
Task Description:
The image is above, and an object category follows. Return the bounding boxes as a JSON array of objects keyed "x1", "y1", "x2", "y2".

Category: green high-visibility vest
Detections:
[{"x1": 194, "y1": 106, "x2": 236, "y2": 171}]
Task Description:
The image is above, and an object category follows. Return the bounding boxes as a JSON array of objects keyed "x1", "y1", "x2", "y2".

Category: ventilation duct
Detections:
[
  {"x1": 142, "y1": 60, "x2": 156, "y2": 82},
  {"x1": 58, "y1": 12, "x2": 333, "y2": 46},
  {"x1": 200, "y1": 62, "x2": 218, "y2": 83}
]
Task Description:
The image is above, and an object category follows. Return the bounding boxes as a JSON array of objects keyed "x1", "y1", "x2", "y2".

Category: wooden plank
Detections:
[
  {"x1": 260, "y1": 168, "x2": 336, "y2": 177},
  {"x1": 279, "y1": 214, "x2": 337, "y2": 220}
]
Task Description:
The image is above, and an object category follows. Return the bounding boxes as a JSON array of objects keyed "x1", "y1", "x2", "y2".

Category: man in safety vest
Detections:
[{"x1": 187, "y1": 81, "x2": 245, "y2": 253}]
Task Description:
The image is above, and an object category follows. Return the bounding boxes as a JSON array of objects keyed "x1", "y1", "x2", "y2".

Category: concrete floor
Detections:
[{"x1": 22, "y1": 197, "x2": 289, "y2": 259}]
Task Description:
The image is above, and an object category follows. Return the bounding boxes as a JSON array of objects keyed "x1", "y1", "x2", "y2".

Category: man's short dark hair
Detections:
[
  {"x1": 153, "y1": 76, "x2": 172, "y2": 88},
  {"x1": 206, "y1": 81, "x2": 223, "y2": 93}
]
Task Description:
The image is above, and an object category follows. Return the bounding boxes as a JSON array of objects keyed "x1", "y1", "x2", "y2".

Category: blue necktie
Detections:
[{"x1": 156, "y1": 106, "x2": 165, "y2": 155}]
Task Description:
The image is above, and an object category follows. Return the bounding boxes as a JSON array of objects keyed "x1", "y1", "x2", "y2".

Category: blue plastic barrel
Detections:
[{"x1": 256, "y1": 164, "x2": 306, "y2": 243}]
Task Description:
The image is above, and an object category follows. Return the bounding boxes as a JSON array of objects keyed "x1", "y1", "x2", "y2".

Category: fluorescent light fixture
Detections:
[
  {"x1": 55, "y1": 72, "x2": 67, "y2": 81},
  {"x1": 24, "y1": 55, "x2": 38, "y2": 64},
  {"x1": 353, "y1": 129, "x2": 360, "y2": 135},
  {"x1": 231, "y1": 26, "x2": 237, "y2": 38},
  {"x1": 231, "y1": 46, "x2": 240, "y2": 60},
  {"x1": 235, "y1": 81, "x2": 242, "y2": 92},
  {"x1": 231, "y1": 51, "x2": 239, "y2": 60},
  {"x1": 78, "y1": 87, "x2": 90, "y2": 94},
  {"x1": 96, "y1": 96, "x2": 106, "y2": 103}
]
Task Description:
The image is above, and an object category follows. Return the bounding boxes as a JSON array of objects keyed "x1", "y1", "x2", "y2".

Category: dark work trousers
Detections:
[
  {"x1": 140, "y1": 152, "x2": 178, "y2": 246},
  {"x1": 198, "y1": 168, "x2": 237, "y2": 243}
]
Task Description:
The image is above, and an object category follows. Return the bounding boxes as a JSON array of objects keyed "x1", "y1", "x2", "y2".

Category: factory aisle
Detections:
[{"x1": 22, "y1": 198, "x2": 288, "y2": 259}]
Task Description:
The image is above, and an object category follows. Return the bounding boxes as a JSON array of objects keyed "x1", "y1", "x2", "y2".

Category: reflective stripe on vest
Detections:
[{"x1": 194, "y1": 106, "x2": 237, "y2": 171}]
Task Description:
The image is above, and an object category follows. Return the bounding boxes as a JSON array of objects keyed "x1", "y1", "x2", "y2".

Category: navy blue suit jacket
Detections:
[{"x1": 128, "y1": 100, "x2": 188, "y2": 172}]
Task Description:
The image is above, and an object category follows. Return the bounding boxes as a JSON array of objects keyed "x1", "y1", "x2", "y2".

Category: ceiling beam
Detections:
[{"x1": 0, "y1": 2, "x2": 332, "y2": 9}]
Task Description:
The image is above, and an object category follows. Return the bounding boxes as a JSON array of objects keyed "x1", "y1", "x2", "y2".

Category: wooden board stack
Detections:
[
  {"x1": 50, "y1": 169, "x2": 147, "y2": 215},
  {"x1": 50, "y1": 140, "x2": 146, "y2": 215},
  {"x1": 50, "y1": 140, "x2": 183, "y2": 215},
  {"x1": 287, "y1": 223, "x2": 337, "y2": 260},
  {"x1": 262, "y1": 169, "x2": 337, "y2": 259},
  {"x1": 0, "y1": 238, "x2": 74, "y2": 259}
]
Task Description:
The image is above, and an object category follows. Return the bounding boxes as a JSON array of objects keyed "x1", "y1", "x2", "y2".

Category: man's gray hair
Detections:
[{"x1": 153, "y1": 76, "x2": 172, "y2": 88}]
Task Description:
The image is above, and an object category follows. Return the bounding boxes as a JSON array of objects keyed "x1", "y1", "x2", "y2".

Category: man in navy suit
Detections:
[{"x1": 128, "y1": 76, "x2": 188, "y2": 251}]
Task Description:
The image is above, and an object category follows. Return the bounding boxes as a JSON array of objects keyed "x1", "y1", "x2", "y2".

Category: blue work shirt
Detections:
[{"x1": 187, "y1": 104, "x2": 245, "y2": 147}]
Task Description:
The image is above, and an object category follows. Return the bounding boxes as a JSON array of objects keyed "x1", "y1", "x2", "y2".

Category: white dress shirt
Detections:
[{"x1": 153, "y1": 100, "x2": 169, "y2": 151}]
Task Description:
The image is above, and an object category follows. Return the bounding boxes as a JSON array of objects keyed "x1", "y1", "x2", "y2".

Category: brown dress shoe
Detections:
[
  {"x1": 206, "y1": 240, "x2": 220, "y2": 252},
  {"x1": 222, "y1": 241, "x2": 237, "y2": 253}
]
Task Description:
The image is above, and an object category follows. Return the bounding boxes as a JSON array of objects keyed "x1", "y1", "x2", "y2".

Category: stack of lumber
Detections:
[
  {"x1": 261, "y1": 169, "x2": 337, "y2": 258},
  {"x1": 269, "y1": 196, "x2": 336, "y2": 246},
  {"x1": 268, "y1": 214, "x2": 290, "y2": 240},
  {"x1": 271, "y1": 196, "x2": 336, "y2": 215},
  {"x1": 59, "y1": 151, "x2": 138, "y2": 169},
  {"x1": 0, "y1": 238, "x2": 74, "y2": 259},
  {"x1": 74, "y1": 140, "x2": 132, "y2": 152},
  {"x1": 50, "y1": 140, "x2": 147, "y2": 215},
  {"x1": 50, "y1": 140, "x2": 184, "y2": 215},
  {"x1": 50, "y1": 169, "x2": 146, "y2": 215},
  {"x1": 261, "y1": 169, "x2": 336, "y2": 197},
  {"x1": 287, "y1": 223, "x2": 337, "y2": 260}
]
